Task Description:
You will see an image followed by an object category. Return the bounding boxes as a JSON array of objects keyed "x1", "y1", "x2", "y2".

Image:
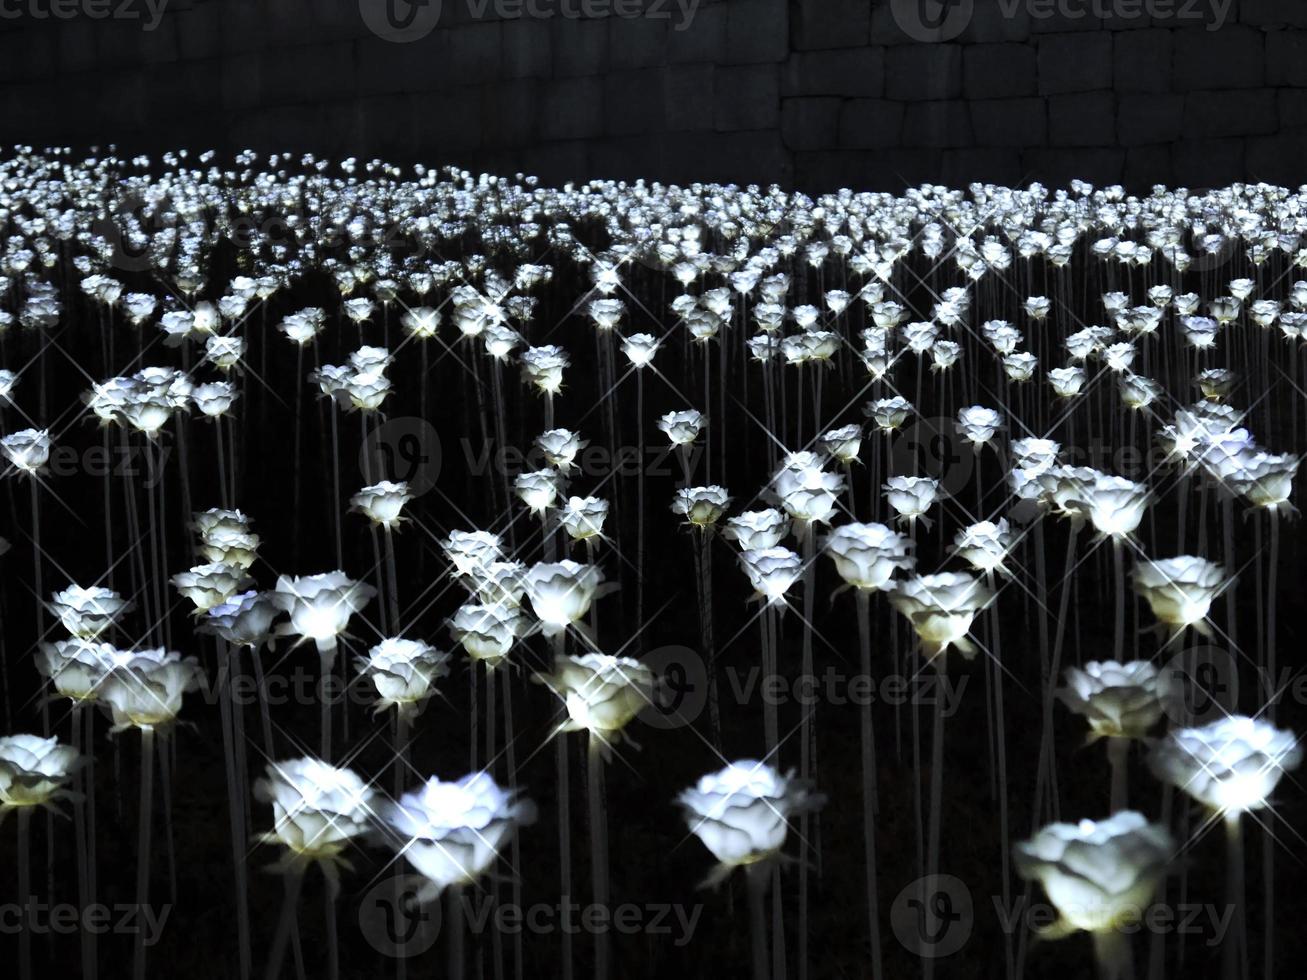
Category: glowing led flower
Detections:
[
  {"x1": 823, "y1": 522, "x2": 914, "y2": 591},
  {"x1": 673, "y1": 485, "x2": 732, "y2": 527},
  {"x1": 1131, "y1": 556, "x2": 1227, "y2": 637},
  {"x1": 382, "y1": 772, "x2": 534, "y2": 899},
  {"x1": 1058, "y1": 662, "x2": 1169, "y2": 740},
  {"x1": 98, "y1": 648, "x2": 203, "y2": 731},
  {"x1": 559, "y1": 495, "x2": 609, "y2": 542},
  {"x1": 523, "y1": 560, "x2": 603, "y2": 638},
  {"x1": 1149, "y1": 716, "x2": 1303, "y2": 814},
  {"x1": 888, "y1": 572, "x2": 993, "y2": 658},
  {"x1": 723, "y1": 509, "x2": 791, "y2": 551},
  {"x1": 256, "y1": 758, "x2": 375, "y2": 862},
  {"x1": 678, "y1": 761, "x2": 823, "y2": 882},
  {"x1": 657, "y1": 409, "x2": 705, "y2": 446},
  {"x1": 356, "y1": 638, "x2": 451, "y2": 719},
  {"x1": 534, "y1": 652, "x2": 655, "y2": 740},
  {"x1": 350, "y1": 480, "x2": 414, "y2": 529},
  {"x1": 0, "y1": 735, "x2": 79, "y2": 810},
  {"x1": 47, "y1": 585, "x2": 132, "y2": 638},
  {"x1": 1, "y1": 428, "x2": 51, "y2": 473},
  {"x1": 739, "y1": 547, "x2": 802, "y2": 605},
  {"x1": 271, "y1": 571, "x2": 377, "y2": 644}
]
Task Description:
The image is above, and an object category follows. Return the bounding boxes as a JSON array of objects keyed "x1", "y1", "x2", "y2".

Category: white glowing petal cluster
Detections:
[
  {"x1": 535, "y1": 428, "x2": 586, "y2": 474},
  {"x1": 384, "y1": 772, "x2": 535, "y2": 896},
  {"x1": 657, "y1": 409, "x2": 705, "y2": 446},
  {"x1": 1057, "y1": 661, "x2": 1169, "y2": 740},
  {"x1": 673, "y1": 485, "x2": 732, "y2": 527},
  {"x1": 739, "y1": 547, "x2": 802, "y2": 604},
  {"x1": 723, "y1": 509, "x2": 791, "y2": 551},
  {"x1": 950, "y1": 519, "x2": 1015, "y2": 575},
  {"x1": 824, "y1": 522, "x2": 915, "y2": 591},
  {"x1": 441, "y1": 529, "x2": 502, "y2": 578},
  {"x1": 0, "y1": 734, "x2": 79, "y2": 809},
  {"x1": 37, "y1": 639, "x2": 132, "y2": 702},
  {"x1": 200, "y1": 590, "x2": 280, "y2": 649},
  {"x1": 1014, "y1": 811, "x2": 1173, "y2": 934},
  {"x1": 773, "y1": 452, "x2": 845, "y2": 525},
  {"x1": 536, "y1": 653, "x2": 655, "y2": 737},
  {"x1": 271, "y1": 571, "x2": 377, "y2": 642},
  {"x1": 678, "y1": 761, "x2": 823, "y2": 871},
  {"x1": 1083, "y1": 474, "x2": 1149, "y2": 538},
  {"x1": 884, "y1": 475, "x2": 940, "y2": 525},
  {"x1": 172, "y1": 561, "x2": 253, "y2": 613},
  {"x1": 47, "y1": 585, "x2": 133, "y2": 638},
  {"x1": 358, "y1": 638, "x2": 452, "y2": 716},
  {"x1": 956, "y1": 405, "x2": 1003, "y2": 447},
  {"x1": 523, "y1": 560, "x2": 603, "y2": 637},
  {"x1": 1, "y1": 427, "x2": 51, "y2": 472},
  {"x1": 559, "y1": 495, "x2": 609, "y2": 541},
  {"x1": 256, "y1": 758, "x2": 376, "y2": 860},
  {"x1": 1131, "y1": 555, "x2": 1227, "y2": 630},
  {"x1": 819, "y1": 424, "x2": 862, "y2": 464},
  {"x1": 97, "y1": 647, "x2": 203, "y2": 731},
  {"x1": 1149, "y1": 716, "x2": 1303, "y2": 813},
  {"x1": 888, "y1": 572, "x2": 994, "y2": 658},
  {"x1": 350, "y1": 480, "x2": 414, "y2": 529},
  {"x1": 448, "y1": 602, "x2": 527, "y2": 667}
]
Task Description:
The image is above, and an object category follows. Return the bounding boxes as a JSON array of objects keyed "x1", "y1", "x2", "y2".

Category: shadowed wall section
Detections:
[{"x1": 1, "y1": 0, "x2": 1305, "y2": 190}]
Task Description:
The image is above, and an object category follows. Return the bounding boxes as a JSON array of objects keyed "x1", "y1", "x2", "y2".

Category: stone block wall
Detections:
[{"x1": 1, "y1": 0, "x2": 1306, "y2": 191}]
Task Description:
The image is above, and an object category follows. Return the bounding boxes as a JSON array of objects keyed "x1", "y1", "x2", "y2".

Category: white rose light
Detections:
[
  {"x1": 883, "y1": 475, "x2": 940, "y2": 530},
  {"x1": 523, "y1": 560, "x2": 603, "y2": 640},
  {"x1": 272, "y1": 571, "x2": 377, "y2": 757},
  {"x1": 950, "y1": 519, "x2": 1015, "y2": 576},
  {"x1": 621, "y1": 332, "x2": 661, "y2": 367},
  {"x1": 723, "y1": 509, "x2": 791, "y2": 551},
  {"x1": 97, "y1": 647, "x2": 203, "y2": 732},
  {"x1": 956, "y1": 405, "x2": 1003, "y2": 449},
  {"x1": 535, "y1": 428, "x2": 586, "y2": 474},
  {"x1": 739, "y1": 547, "x2": 802, "y2": 605},
  {"x1": 47, "y1": 585, "x2": 132, "y2": 638},
  {"x1": 0, "y1": 734, "x2": 79, "y2": 811},
  {"x1": 171, "y1": 561, "x2": 253, "y2": 613},
  {"x1": 888, "y1": 571, "x2": 993, "y2": 659},
  {"x1": 1131, "y1": 555, "x2": 1228, "y2": 640},
  {"x1": 448, "y1": 602, "x2": 526, "y2": 668},
  {"x1": 559, "y1": 495, "x2": 609, "y2": 543},
  {"x1": 672, "y1": 485, "x2": 732, "y2": 528},
  {"x1": 381, "y1": 771, "x2": 535, "y2": 904},
  {"x1": 823, "y1": 522, "x2": 915, "y2": 592},
  {"x1": 1149, "y1": 716, "x2": 1302, "y2": 816},
  {"x1": 818, "y1": 423, "x2": 862, "y2": 464},
  {"x1": 349, "y1": 479, "x2": 413, "y2": 529},
  {"x1": 1, "y1": 428, "x2": 51, "y2": 474},
  {"x1": 514, "y1": 469, "x2": 561, "y2": 516},
  {"x1": 356, "y1": 637, "x2": 451, "y2": 721},
  {"x1": 772, "y1": 451, "x2": 845, "y2": 528},
  {"x1": 657, "y1": 408, "x2": 705, "y2": 446},
  {"x1": 1014, "y1": 812, "x2": 1174, "y2": 978}
]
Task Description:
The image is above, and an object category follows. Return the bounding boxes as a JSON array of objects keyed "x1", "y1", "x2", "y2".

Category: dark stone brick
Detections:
[
  {"x1": 1173, "y1": 25, "x2": 1263, "y2": 90},
  {"x1": 714, "y1": 64, "x2": 779, "y2": 131},
  {"x1": 665, "y1": 63, "x2": 714, "y2": 130},
  {"x1": 781, "y1": 96, "x2": 842, "y2": 150},
  {"x1": 1267, "y1": 30, "x2": 1307, "y2": 86},
  {"x1": 448, "y1": 22, "x2": 503, "y2": 84},
  {"x1": 963, "y1": 43, "x2": 1037, "y2": 98},
  {"x1": 57, "y1": 19, "x2": 98, "y2": 74},
  {"x1": 1184, "y1": 89, "x2": 1278, "y2": 139},
  {"x1": 1117, "y1": 93, "x2": 1185, "y2": 146},
  {"x1": 1028, "y1": 5, "x2": 1104, "y2": 33},
  {"x1": 668, "y1": 0, "x2": 725, "y2": 62},
  {"x1": 0, "y1": 27, "x2": 55, "y2": 83},
  {"x1": 553, "y1": 16, "x2": 608, "y2": 75},
  {"x1": 592, "y1": 134, "x2": 667, "y2": 180},
  {"x1": 409, "y1": 90, "x2": 485, "y2": 153},
  {"x1": 357, "y1": 34, "x2": 451, "y2": 95},
  {"x1": 1248, "y1": 132, "x2": 1307, "y2": 186},
  {"x1": 970, "y1": 97, "x2": 1046, "y2": 147},
  {"x1": 1037, "y1": 32, "x2": 1111, "y2": 94},
  {"x1": 666, "y1": 130, "x2": 790, "y2": 185},
  {"x1": 903, "y1": 101, "x2": 973, "y2": 147},
  {"x1": 725, "y1": 0, "x2": 789, "y2": 64},
  {"x1": 220, "y1": 53, "x2": 262, "y2": 112},
  {"x1": 1242, "y1": 0, "x2": 1307, "y2": 28},
  {"x1": 609, "y1": 12, "x2": 666, "y2": 68},
  {"x1": 540, "y1": 75, "x2": 606, "y2": 140},
  {"x1": 943, "y1": 147, "x2": 1023, "y2": 186},
  {"x1": 793, "y1": 0, "x2": 871, "y2": 50},
  {"x1": 1279, "y1": 90, "x2": 1307, "y2": 128},
  {"x1": 1113, "y1": 30, "x2": 1169, "y2": 93},
  {"x1": 795, "y1": 148, "x2": 944, "y2": 192},
  {"x1": 1124, "y1": 144, "x2": 1172, "y2": 189},
  {"x1": 839, "y1": 99, "x2": 906, "y2": 148},
  {"x1": 1173, "y1": 138, "x2": 1245, "y2": 187},
  {"x1": 261, "y1": 42, "x2": 357, "y2": 105},
  {"x1": 885, "y1": 45, "x2": 961, "y2": 101},
  {"x1": 605, "y1": 67, "x2": 666, "y2": 134},
  {"x1": 1022, "y1": 147, "x2": 1125, "y2": 186},
  {"x1": 782, "y1": 48, "x2": 884, "y2": 98},
  {"x1": 958, "y1": 4, "x2": 1032, "y2": 43},
  {"x1": 502, "y1": 18, "x2": 552, "y2": 78},
  {"x1": 481, "y1": 81, "x2": 539, "y2": 148},
  {"x1": 1047, "y1": 91, "x2": 1115, "y2": 146}
]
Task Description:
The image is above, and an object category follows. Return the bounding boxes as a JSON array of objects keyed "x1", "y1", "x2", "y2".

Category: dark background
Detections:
[{"x1": 5, "y1": 0, "x2": 1307, "y2": 192}]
